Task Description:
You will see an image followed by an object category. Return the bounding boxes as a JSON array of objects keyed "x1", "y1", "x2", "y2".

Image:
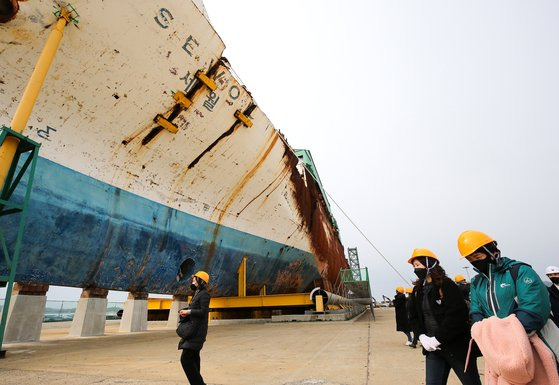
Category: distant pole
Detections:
[{"x1": 463, "y1": 266, "x2": 471, "y2": 280}]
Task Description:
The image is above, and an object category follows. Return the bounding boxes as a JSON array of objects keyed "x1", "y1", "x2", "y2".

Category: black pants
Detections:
[
  {"x1": 403, "y1": 331, "x2": 413, "y2": 342},
  {"x1": 425, "y1": 349, "x2": 481, "y2": 385},
  {"x1": 180, "y1": 349, "x2": 205, "y2": 385}
]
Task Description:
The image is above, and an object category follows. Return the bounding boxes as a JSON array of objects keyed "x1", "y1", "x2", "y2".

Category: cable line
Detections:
[
  {"x1": 323, "y1": 190, "x2": 411, "y2": 286},
  {"x1": 276, "y1": 133, "x2": 411, "y2": 286}
]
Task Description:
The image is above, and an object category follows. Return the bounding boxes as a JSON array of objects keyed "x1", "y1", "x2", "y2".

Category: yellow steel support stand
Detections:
[
  {"x1": 151, "y1": 293, "x2": 314, "y2": 310},
  {"x1": 237, "y1": 256, "x2": 247, "y2": 297},
  {"x1": 208, "y1": 293, "x2": 314, "y2": 308},
  {"x1": 315, "y1": 295, "x2": 324, "y2": 312},
  {"x1": 0, "y1": 6, "x2": 75, "y2": 190},
  {"x1": 149, "y1": 256, "x2": 321, "y2": 319}
]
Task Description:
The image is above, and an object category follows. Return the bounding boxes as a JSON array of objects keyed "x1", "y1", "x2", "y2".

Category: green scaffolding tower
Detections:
[
  {"x1": 0, "y1": 126, "x2": 40, "y2": 358},
  {"x1": 339, "y1": 247, "x2": 374, "y2": 318}
]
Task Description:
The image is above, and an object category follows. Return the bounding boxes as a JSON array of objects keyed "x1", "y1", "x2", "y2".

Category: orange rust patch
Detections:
[
  {"x1": 286, "y1": 151, "x2": 348, "y2": 288},
  {"x1": 272, "y1": 260, "x2": 304, "y2": 293}
]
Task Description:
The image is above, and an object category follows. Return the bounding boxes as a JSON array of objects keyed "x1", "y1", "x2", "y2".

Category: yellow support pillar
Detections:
[
  {"x1": 315, "y1": 295, "x2": 324, "y2": 312},
  {"x1": 0, "y1": 6, "x2": 74, "y2": 189},
  {"x1": 237, "y1": 256, "x2": 247, "y2": 297}
]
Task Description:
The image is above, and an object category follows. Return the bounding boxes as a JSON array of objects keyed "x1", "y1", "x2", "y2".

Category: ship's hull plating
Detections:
[
  {"x1": 3, "y1": 157, "x2": 320, "y2": 296},
  {"x1": 0, "y1": 0, "x2": 347, "y2": 295}
]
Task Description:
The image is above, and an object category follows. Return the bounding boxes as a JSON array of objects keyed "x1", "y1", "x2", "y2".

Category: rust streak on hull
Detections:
[
  {"x1": 204, "y1": 131, "x2": 281, "y2": 271},
  {"x1": 287, "y1": 151, "x2": 348, "y2": 290}
]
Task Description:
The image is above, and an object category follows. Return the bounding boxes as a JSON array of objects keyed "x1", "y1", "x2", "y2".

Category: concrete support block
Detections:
[
  {"x1": 119, "y1": 292, "x2": 148, "y2": 333},
  {"x1": 69, "y1": 288, "x2": 109, "y2": 337},
  {"x1": 3, "y1": 283, "x2": 48, "y2": 343},
  {"x1": 166, "y1": 294, "x2": 188, "y2": 328}
]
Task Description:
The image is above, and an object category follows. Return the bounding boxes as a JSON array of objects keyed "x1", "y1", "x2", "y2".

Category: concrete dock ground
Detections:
[{"x1": 0, "y1": 308, "x2": 480, "y2": 384}]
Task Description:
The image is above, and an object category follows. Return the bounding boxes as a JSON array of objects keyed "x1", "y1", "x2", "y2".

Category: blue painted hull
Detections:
[{"x1": 0, "y1": 158, "x2": 321, "y2": 296}]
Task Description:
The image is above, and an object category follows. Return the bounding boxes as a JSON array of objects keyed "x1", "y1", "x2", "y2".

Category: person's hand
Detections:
[
  {"x1": 418, "y1": 334, "x2": 430, "y2": 349},
  {"x1": 418, "y1": 334, "x2": 441, "y2": 351},
  {"x1": 430, "y1": 336, "x2": 441, "y2": 350},
  {"x1": 179, "y1": 309, "x2": 190, "y2": 317}
]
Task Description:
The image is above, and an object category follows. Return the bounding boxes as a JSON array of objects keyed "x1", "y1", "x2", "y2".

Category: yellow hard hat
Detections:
[
  {"x1": 457, "y1": 230, "x2": 494, "y2": 258},
  {"x1": 405, "y1": 287, "x2": 413, "y2": 294},
  {"x1": 396, "y1": 286, "x2": 404, "y2": 293},
  {"x1": 193, "y1": 271, "x2": 209, "y2": 284},
  {"x1": 408, "y1": 248, "x2": 439, "y2": 264},
  {"x1": 454, "y1": 275, "x2": 465, "y2": 283}
]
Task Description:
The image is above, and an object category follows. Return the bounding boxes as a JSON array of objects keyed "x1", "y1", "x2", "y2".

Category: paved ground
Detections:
[
  {"x1": 0, "y1": 308, "x2": 483, "y2": 384},
  {"x1": 369, "y1": 309, "x2": 482, "y2": 385}
]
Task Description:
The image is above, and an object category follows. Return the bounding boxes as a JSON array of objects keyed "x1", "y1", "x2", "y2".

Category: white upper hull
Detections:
[{"x1": 0, "y1": 0, "x2": 347, "y2": 291}]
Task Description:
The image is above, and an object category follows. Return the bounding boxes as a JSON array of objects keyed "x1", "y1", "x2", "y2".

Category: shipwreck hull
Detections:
[
  {"x1": 3, "y1": 157, "x2": 321, "y2": 296},
  {"x1": 0, "y1": 0, "x2": 348, "y2": 296}
]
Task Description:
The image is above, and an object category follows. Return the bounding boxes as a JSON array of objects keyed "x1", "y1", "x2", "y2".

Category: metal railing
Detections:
[{"x1": 340, "y1": 267, "x2": 369, "y2": 283}]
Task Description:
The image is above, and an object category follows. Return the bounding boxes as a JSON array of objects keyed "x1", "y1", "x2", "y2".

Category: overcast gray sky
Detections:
[
  {"x1": 202, "y1": 0, "x2": 559, "y2": 299},
  {"x1": 2, "y1": 1, "x2": 558, "y2": 303}
]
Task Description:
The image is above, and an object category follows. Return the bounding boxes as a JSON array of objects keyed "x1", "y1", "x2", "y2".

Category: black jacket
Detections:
[
  {"x1": 409, "y1": 277, "x2": 471, "y2": 357},
  {"x1": 548, "y1": 284, "x2": 559, "y2": 327},
  {"x1": 393, "y1": 292, "x2": 410, "y2": 332},
  {"x1": 457, "y1": 282, "x2": 471, "y2": 305},
  {"x1": 177, "y1": 287, "x2": 210, "y2": 350}
]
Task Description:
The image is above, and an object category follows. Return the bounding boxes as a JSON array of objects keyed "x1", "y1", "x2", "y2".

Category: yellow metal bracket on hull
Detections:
[
  {"x1": 173, "y1": 91, "x2": 193, "y2": 109},
  {"x1": 235, "y1": 110, "x2": 253, "y2": 127},
  {"x1": 154, "y1": 114, "x2": 178, "y2": 134},
  {"x1": 195, "y1": 70, "x2": 217, "y2": 91}
]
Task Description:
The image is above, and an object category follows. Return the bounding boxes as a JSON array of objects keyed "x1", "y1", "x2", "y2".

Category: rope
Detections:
[
  {"x1": 278, "y1": 138, "x2": 411, "y2": 286},
  {"x1": 267, "y1": 123, "x2": 413, "y2": 287},
  {"x1": 322, "y1": 189, "x2": 411, "y2": 286}
]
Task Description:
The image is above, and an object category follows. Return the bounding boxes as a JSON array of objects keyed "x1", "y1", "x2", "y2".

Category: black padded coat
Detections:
[
  {"x1": 177, "y1": 287, "x2": 210, "y2": 351},
  {"x1": 394, "y1": 292, "x2": 410, "y2": 332},
  {"x1": 408, "y1": 277, "x2": 471, "y2": 358}
]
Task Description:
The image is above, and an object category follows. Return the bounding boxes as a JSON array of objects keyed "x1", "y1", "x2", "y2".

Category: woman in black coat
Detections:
[
  {"x1": 178, "y1": 271, "x2": 211, "y2": 385},
  {"x1": 407, "y1": 249, "x2": 481, "y2": 385},
  {"x1": 394, "y1": 287, "x2": 413, "y2": 346}
]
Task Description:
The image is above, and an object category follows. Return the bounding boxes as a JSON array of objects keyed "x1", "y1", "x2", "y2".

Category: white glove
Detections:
[
  {"x1": 418, "y1": 334, "x2": 441, "y2": 352},
  {"x1": 430, "y1": 336, "x2": 441, "y2": 350},
  {"x1": 418, "y1": 334, "x2": 431, "y2": 350}
]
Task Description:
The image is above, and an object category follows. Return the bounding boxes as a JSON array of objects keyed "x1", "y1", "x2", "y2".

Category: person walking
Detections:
[
  {"x1": 544, "y1": 265, "x2": 559, "y2": 327},
  {"x1": 393, "y1": 286, "x2": 413, "y2": 346},
  {"x1": 177, "y1": 271, "x2": 211, "y2": 385},
  {"x1": 405, "y1": 287, "x2": 418, "y2": 348},
  {"x1": 454, "y1": 275, "x2": 470, "y2": 306},
  {"x1": 457, "y1": 230, "x2": 550, "y2": 332},
  {"x1": 408, "y1": 248, "x2": 481, "y2": 385}
]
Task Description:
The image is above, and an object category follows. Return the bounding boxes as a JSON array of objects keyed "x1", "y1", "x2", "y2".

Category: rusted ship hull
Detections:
[{"x1": 0, "y1": 0, "x2": 348, "y2": 296}]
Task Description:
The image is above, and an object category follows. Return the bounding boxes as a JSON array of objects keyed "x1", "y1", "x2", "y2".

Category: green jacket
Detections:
[{"x1": 470, "y1": 257, "x2": 550, "y2": 332}]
